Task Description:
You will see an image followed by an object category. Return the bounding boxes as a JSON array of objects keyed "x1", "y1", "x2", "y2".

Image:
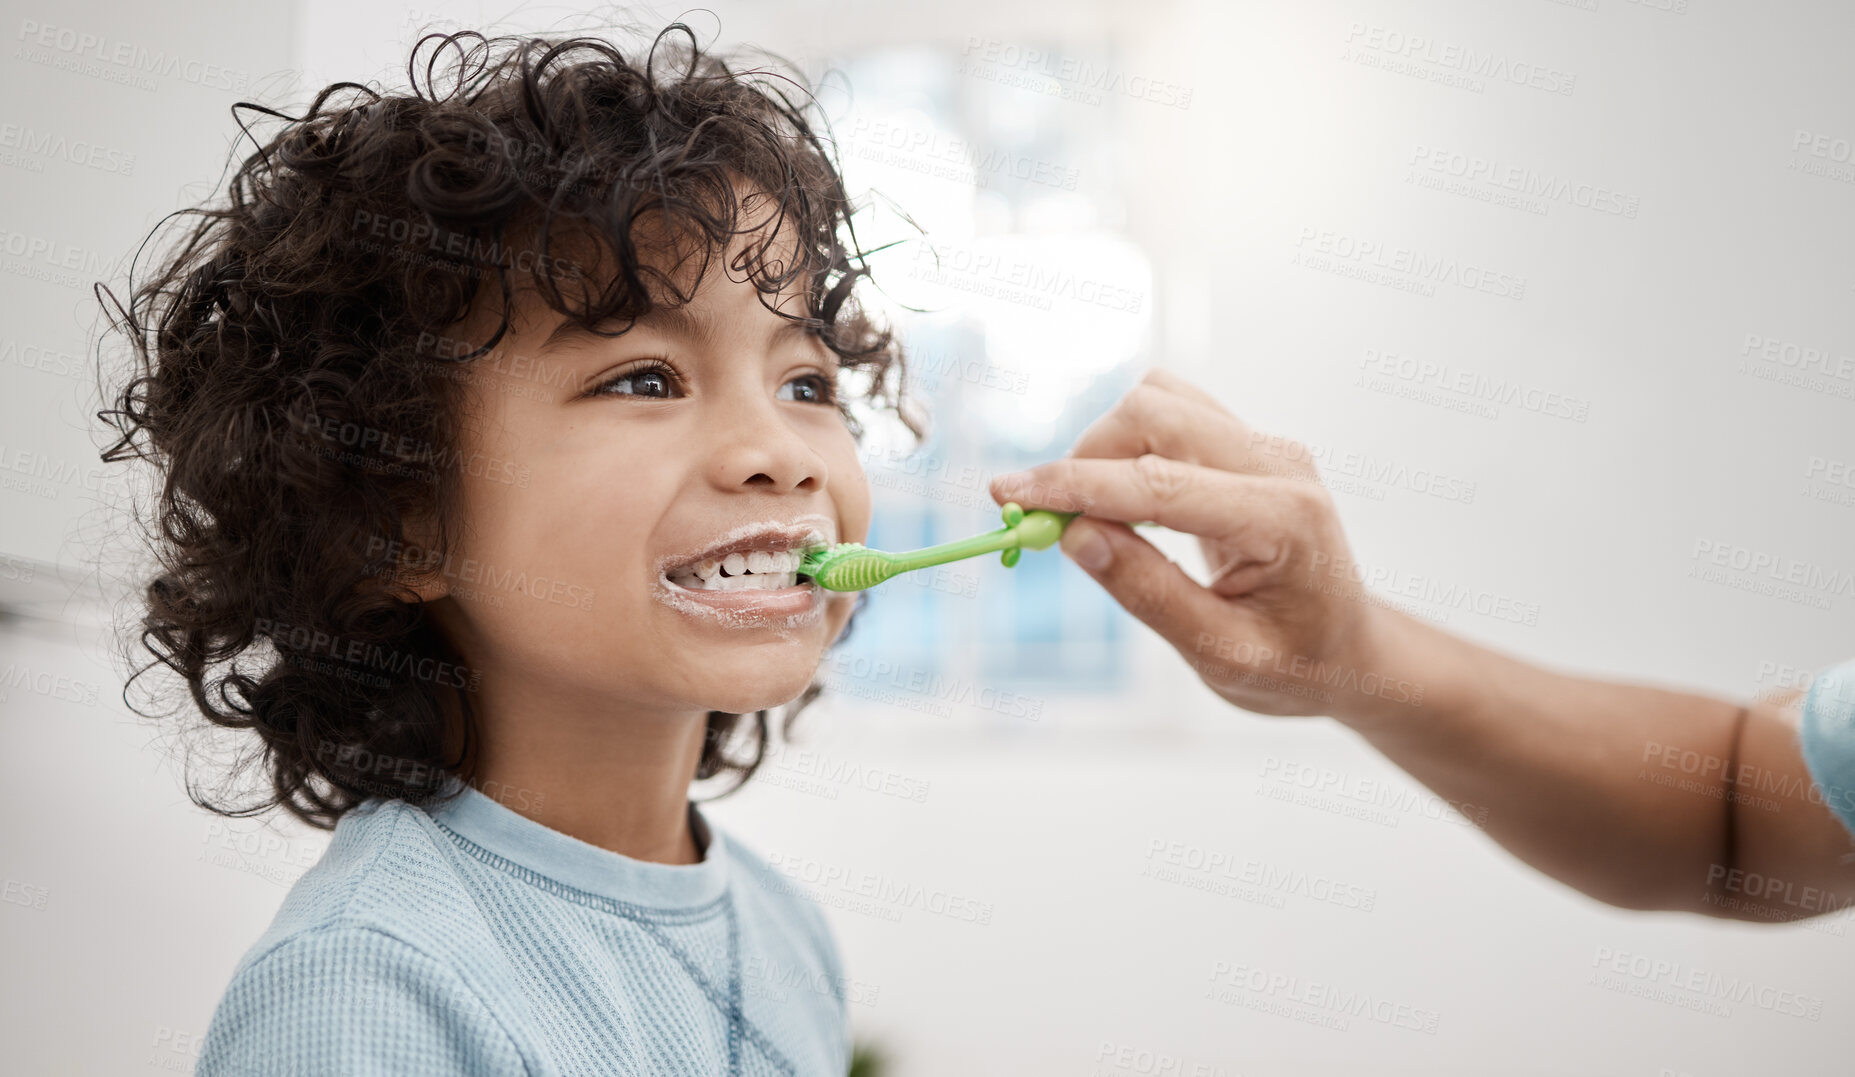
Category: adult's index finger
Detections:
[{"x1": 991, "y1": 454, "x2": 1260, "y2": 537}]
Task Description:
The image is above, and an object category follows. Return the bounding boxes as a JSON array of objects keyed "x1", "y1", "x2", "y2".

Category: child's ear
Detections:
[
  {"x1": 397, "y1": 562, "x2": 452, "y2": 604},
  {"x1": 360, "y1": 512, "x2": 452, "y2": 604}
]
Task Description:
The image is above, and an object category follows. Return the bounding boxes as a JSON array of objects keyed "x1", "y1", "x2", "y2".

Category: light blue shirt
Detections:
[
  {"x1": 1799, "y1": 657, "x2": 1855, "y2": 836},
  {"x1": 196, "y1": 776, "x2": 850, "y2": 1076}
]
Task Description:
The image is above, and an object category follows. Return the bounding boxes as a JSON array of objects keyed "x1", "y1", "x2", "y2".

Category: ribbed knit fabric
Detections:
[
  {"x1": 195, "y1": 775, "x2": 850, "y2": 1076},
  {"x1": 1800, "y1": 657, "x2": 1855, "y2": 837}
]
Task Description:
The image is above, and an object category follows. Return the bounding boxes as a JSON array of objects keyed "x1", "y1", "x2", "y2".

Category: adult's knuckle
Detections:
[
  {"x1": 1044, "y1": 461, "x2": 1091, "y2": 511},
  {"x1": 1131, "y1": 451, "x2": 1187, "y2": 503},
  {"x1": 1293, "y1": 480, "x2": 1336, "y2": 520},
  {"x1": 1124, "y1": 381, "x2": 1168, "y2": 417}
]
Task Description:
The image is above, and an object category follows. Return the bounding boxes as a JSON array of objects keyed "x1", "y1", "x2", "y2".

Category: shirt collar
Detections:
[{"x1": 420, "y1": 774, "x2": 729, "y2": 910}]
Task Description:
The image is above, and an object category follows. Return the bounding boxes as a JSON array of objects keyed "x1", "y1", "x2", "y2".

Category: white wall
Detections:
[{"x1": 3, "y1": 1, "x2": 1852, "y2": 1074}]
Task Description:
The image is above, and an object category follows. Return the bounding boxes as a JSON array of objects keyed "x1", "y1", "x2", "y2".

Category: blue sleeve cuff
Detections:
[{"x1": 1798, "y1": 659, "x2": 1855, "y2": 837}]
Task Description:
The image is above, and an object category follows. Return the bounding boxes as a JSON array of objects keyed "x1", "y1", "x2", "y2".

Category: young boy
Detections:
[{"x1": 99, "y1": 26, "x2": 916, "y2": 1076}]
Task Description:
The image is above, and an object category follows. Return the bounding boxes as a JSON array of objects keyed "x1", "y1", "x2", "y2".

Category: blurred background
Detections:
[{"x1": 3, "y1": 0, "x2": 1852, "y2": 1073}]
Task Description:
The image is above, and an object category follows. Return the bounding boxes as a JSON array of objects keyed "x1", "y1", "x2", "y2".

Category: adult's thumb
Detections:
[
  {"x1": 1059, "y1": 516, "x2": 1117, "y2": 572},
  {"x1": 1058, "y1": 518, "x2": 1225, "y2": 650}
]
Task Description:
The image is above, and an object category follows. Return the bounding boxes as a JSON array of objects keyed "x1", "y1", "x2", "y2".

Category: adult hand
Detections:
[{"x1": 990, "y1": 369, "x2": 1418, "y2": 721}]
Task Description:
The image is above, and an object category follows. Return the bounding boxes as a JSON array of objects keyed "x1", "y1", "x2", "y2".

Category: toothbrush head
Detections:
[{"x1": 796, "y1": 542, "x2": 895, "y2": 592}]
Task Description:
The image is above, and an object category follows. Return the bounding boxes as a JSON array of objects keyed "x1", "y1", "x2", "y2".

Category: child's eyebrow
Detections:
[{"x1": 540, "y1": 304, "x2": 819, "y2": 353}]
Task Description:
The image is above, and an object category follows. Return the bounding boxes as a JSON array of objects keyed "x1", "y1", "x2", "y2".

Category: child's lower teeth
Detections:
[{"x1": 671, "y1": 571, "x2": 799, "y2": 591}]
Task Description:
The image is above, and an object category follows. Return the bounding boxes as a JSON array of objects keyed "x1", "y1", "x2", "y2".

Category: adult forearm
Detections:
[
  {"x1": 1340, "y1": 608, "x2": 1748, "y2": 911},
  {"x1": 986, "y1": 370, "x2": 1855, "y2": 918}
]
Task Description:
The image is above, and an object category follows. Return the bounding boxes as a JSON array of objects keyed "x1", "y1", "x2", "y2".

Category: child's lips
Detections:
[
  {"x1": 656, "y1": 516, "x2": 836, "y2": 579},
  {"x1": 660, "y1": 574, "x2": 819, "y2": 612}
]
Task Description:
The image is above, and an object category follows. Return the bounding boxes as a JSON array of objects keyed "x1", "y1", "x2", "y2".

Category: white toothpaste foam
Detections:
[
  {"x1": 651, "y1": 513, "x2": 837, "y2": 580},
  {"x1": 652, "y1": 512, "x2": 839, "y2": 636}
]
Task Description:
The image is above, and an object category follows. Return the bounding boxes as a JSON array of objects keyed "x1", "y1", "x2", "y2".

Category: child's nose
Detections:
[{"x1": 702, "y1": 401, "x2": 827, "y2": 494}]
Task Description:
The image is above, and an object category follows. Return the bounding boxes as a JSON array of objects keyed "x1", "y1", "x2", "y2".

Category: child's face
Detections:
[{"x1": 418, "y1": 226, "x2": 872, "y2": 720}]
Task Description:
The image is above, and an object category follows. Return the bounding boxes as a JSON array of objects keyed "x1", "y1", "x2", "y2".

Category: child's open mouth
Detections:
[
  {"x1": 655, "y1": 521, "x2": 831, "y2": 620},
  {"x1": 665, "y1": 549, "x2": 806, "y2": 591},
  {"x1": 659, "y1": 556, "x2": 820, "y2": 619}
]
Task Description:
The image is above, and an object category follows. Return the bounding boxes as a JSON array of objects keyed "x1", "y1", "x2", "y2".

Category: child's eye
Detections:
[
  {"x1": 779, "y1": 372, "x2": 838, "y2": 405},
  {"x1": 591, "y1": 359, "x2": 683, "y2": 399}
]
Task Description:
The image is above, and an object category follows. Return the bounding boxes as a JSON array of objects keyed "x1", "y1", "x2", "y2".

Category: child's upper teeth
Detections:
[{"x1": 668, "y1": 544, "x2": 811, "y2": 590}]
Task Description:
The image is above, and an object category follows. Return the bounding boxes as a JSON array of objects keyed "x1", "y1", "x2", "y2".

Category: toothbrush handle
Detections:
[
  {"x1": 883, "y1": 528, "x2": 1020, "y2": 575},
  {"x1": 881, "y1": 504, "x2": 1079, "y2": 575}
]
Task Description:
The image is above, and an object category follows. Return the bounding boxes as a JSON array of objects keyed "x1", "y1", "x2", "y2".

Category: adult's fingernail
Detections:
[{"x1": 1064, "y1": 522, "x2": 1111, "y2": 572}]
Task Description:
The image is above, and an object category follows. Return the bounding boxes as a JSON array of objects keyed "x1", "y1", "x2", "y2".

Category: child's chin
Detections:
[{"x1": 688, "y1": 666, "x2": 819, "y2": 716}]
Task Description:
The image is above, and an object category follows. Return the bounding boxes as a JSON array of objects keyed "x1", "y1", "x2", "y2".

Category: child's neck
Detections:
[{"x1": 459, "y1": 696, "x2": 711, "y2": 865}]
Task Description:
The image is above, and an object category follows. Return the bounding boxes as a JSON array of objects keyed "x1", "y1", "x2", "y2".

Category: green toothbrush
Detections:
[{"x1": 798, "y1": 501, "x2": 1078, "y2": 591}]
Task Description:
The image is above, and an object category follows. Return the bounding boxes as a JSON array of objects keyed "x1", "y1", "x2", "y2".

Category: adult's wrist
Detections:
[{"x1": 1328, "y1": 606, "x2": 1465, "y2": 733}]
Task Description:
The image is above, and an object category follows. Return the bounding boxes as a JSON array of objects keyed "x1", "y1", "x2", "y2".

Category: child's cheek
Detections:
[{"x1": 833, "y1": 448, "x2": 874, "y2": 545}]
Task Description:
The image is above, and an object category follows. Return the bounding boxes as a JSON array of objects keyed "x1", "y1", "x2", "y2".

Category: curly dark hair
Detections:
[{"x1": 96, "y1": 26, "x2": 924, "y2": 830}]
